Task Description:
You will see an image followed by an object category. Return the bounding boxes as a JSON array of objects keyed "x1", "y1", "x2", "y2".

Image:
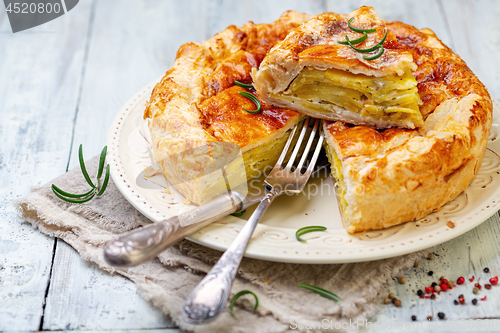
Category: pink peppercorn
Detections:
[
  {"x1": 490, "y1": 276, "x2": 498, "y2": 286},
  {"x1": 425, "y1": 286, "x2": 434, "y2": 294},
  {"x1": 440, "y1": 283, "x2": 449, "y2": 292},
  {"x1": 469, "y1": 276, "x2": 475, "y2": 282},
  {"x1": 457, "y1": 277, "x2": 465, "y2": 285},
  {"x1": 481, "y1": 296, "x2": 487, "y2": 301}
]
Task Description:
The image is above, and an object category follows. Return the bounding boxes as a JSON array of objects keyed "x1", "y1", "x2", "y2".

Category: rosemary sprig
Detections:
[
  {"x1": 337, "y1": 32, "x2": 367, "y2": 45},
  {"x1": 345, "y1": 28, "x2": 387, "y2": 53},
  {"x1": 298, "y1": 283, "x2": 341, "y2": 302},
  {"x1": 296, "y1": 226, "x2": 327, "y2": 242},
  {"x1": 239, "y1": 91, "x2": 261, "y2": 114},
  {"x1": 363, "y1": 45, "x2": 385, "y2": 60},
  {"x1": 234, "y1": 80, "x2": 254, "y2": 89},
  {"x1": 231, "y1": 209, "x2": 246, "y2": 217},
  {"x1": 52, "y1": 144, "x2": 110, "y2": 203},
  {"x1": 230, "y1": 290, "x2": 259, "y2": 315},
  {"x1": 347, "y1": 17, "x2": 376, "y2": 33},
  {"x1": 338, "y1": 17, "x2": 387, "y2": 61}
]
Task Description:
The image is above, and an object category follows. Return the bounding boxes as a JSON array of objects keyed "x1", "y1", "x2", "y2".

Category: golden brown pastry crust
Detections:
[
  {"x1": 252, "y1": 6, "x2": 421, "y2": 129},
  {"x1": 323, "y1": 19, "x2": 492, "y2": 233},
  {"x1": 143, "y1": 11, "x2": 310, "y2": 204}
]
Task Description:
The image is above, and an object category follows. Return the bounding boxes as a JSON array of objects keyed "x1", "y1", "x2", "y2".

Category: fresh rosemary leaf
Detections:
[
  {"x1": 338, "y1": 32, "x2": 367, "y2": 45},
  {"x1": 52, "y1": 189, "x2": 96, "y2": 204},
  {"x1": 298, "y1": 283, "x2": 341, "y2": 302},
  {"x1": 296, "y1": 226, "x2": 327, "y2": 242},
  {"x1": 97, "y1": 164, "x2": 110, "y2": 196},
  {"x1": 231, "y1": 209, "x2": 246, "y2": 217},
  {"x1": 97, "y1": 146, "x2": 107, "y2": 179},
  {"x1": 346, "y1": 28, "x2": 387, "y2": 53},
  {"x1": 238, "y1": 91, "x2": 261, "y2": 114},
  {"x1": 79, "y1": 144, "x2": 96, "y2": 188},
  {"x1": 51, "y1": 184, "x2": 95, "y2": 199},
  {"x1": 363, "y1": 45, "x2": 385, "y2": 60},
  {"x1": 234, "y1": 80, "x2": 254, "y2": 89},
  {"x1": 230, "y1": 290, "x2": 259, "y2": 316},
  {"x1": 347, "y1": 17, "x2": 376, "y2": 33}
]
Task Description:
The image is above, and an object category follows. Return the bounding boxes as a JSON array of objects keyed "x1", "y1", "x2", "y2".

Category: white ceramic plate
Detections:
[{"x1": 107, "y1": 79, "x2": 500, "y2": 264}]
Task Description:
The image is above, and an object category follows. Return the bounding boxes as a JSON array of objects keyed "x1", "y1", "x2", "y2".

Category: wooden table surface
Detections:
[{"x1": 2, "y1": 0, "x2": 500, "y2": 332}]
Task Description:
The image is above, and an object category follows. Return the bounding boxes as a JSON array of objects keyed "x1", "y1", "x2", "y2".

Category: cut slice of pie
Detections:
[
  {"x1": 252, "y1": 6, "x2": 424, "y2": 129},
  {"x1": 143, "y1": 11, "x2": 310, "y2": 205}
]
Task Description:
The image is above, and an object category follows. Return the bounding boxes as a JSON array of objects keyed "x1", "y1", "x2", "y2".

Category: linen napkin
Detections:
[{"x1": 15, "y1": 156, "x2": 428, "y2": 332}]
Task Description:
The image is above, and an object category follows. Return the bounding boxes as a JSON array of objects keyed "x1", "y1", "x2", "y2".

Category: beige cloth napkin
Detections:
[{"x1": 15, "y1": 156, "x2": 428, "y2": 332}]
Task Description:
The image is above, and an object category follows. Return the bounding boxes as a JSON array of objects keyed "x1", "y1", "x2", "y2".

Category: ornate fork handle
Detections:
[
  {"x1": 183, "y1": 187, "x2": 280, "y2": 324},
  {"x1": 104, "y1": 191, "x2": 244, "y2": 267}
]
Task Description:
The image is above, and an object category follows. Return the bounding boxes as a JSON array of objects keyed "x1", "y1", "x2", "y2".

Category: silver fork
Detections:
[{"x1": 182, "y1": 118, "x2": 324, "y2": 324}]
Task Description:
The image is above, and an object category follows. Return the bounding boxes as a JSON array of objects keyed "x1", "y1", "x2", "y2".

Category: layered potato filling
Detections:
[
  {"x1": 324, "y1": 141, "x2": 347, "y2": 218},
  {"x1": 242, "y1": 130, "x2": 292, "y2": 180},
  {"x1": 279, "y1": 67, "x2": 423, "y2": 126}
]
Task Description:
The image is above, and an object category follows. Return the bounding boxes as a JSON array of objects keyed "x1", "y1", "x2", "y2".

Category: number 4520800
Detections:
[{"x1": 5, "y1": 2, "x2": 62, "y2": 14}]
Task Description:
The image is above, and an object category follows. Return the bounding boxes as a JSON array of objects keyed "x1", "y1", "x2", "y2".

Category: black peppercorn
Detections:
[
  {"x1": 438, "y1": 312, "x2": 445, "y2": 319},
  {"x1": 484, "y1": 267, "x2": 490, "y2": 273},
  {"x1": 454, "y1": 300, "x2": 459, "y2": 305},
  {"x1": 485, "y1": 284, "x2": 492, "y2": 290},
  {"x1": 472, "y1": 298, "x2": 478, "y2": 305},
  {"x1": 428, "y1": 271, "x2": 434, "y2": 276},
  {"x1": 411, "y1": 315, "x2": 417, "y2": 321},
  {"x1": 417, "y1": 289, "x2": 423, "y2": 296},
  {"x1": 430, "y1": 294, "x2": 436, "y2": 300},
  {"x1": 431, "y1": 282, "x2": 437, "y2": 287}
]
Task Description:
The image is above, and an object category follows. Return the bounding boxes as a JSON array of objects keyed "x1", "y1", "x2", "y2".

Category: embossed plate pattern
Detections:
[{"x1": 107, "y1": 79, "x2": 500, "y2": 263}]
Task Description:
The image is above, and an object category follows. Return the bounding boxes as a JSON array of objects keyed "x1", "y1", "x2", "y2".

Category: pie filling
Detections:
[
  {"x1": 278, "y1": 67, "x2": 423, "y2": 127},
  {"x1": 324, "y1": 141, "x2": 347, "y2": 218},
  {"x1": 242, "y1": 129, "x2": 292, "y2": 179}
]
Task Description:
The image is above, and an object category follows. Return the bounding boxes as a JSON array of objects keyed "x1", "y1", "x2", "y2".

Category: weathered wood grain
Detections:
[
  {"x1": 0, "y1": 1, "x2": 93, "y2": 331},
  {"x1": 42, "y1": 0, "x2": 208, "y2": 330}
]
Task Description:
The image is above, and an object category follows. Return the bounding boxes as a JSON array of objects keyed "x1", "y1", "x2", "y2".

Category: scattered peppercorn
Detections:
[
  {"x1": 459, "y1": 294, "x2": 464, "y2": 299},
  {"x1": 484, "y1": 267, "x2": 490, "y2": 273},
  {"x1": 392, "y1": 297, "x2": 397, "y2": 304},
  {"x1": 469, "y1": 276, "x2": 475, "y2": 282},
  {"x1": 448, "y1": 280, "x2": 455, "y2": 288},
  {"x1": 411, "y1": 315, "x2": 417, "y2": 321},
  {"x1": 475, "y1": 283, "x2": 482, "y2": 290},
  {"x1": 428, "y1": 271, "x2": 434, "y2": 276},
  {"x1": 388, "y1": 292, "x2": 395, "y2": 299},
  {"x1": 427, "y1": 316, "x2": 433, "y2": 321},
  {"x1": 417, "y1": 289, "x2": 423, "y2": 296},
  {"x1": 434, "y1": 286, "x2": 441, "y2": 292},
  {"x1": 441, "y1": 283, "x2": 449, "y2": 292},
  {"x1": 430, "y1": 294, "x2": 436, "y2": 300},
  {"x1": 438, "y1": 312, "x2": 445, "y2": 320},
  {"x1": 399, "y1": 277, "x2": 406, "y2": 284},
  {"x1": 457, "y1": 277, "x2": 465, "y2": 285},
  {"x1": 425, "y1": 286, "x2": 434, "y2": 294},
  {"x1": 394, "y1": 299, "x2": 402, "y2": 307},
  {"x1": 431, "y1": 282, "x2": 437, "y2": 287},
  {"x1": 490, "y1": 276, "x2": 498, "y2": 285},
  {"x1": 485, "y1": 284, "x2": 492, "y2": 290},
  {"x1": 428, "y1": 253, "x2": 435, "y2": 260},
  {"x1": 414, "y1": 261, "x2": 419, "y2": 268},
  {"x1": 454, "y1": 300, "x2": 459, "y2": 305},
  {"x1": 384, "y1": 298, "x2": 390, "y2": 304},
  {"x1": 472, "y1": 298, "x2": 478, "y2": 305},
  {"x1": 481, "y1": 296, "x2": 487, "y2": 301},
  {"x1": 473, "y1": 287, "x2": 479, "y2": 294},
  {"x1": 459, "y1": 294, "x2": 465, "y2": 304}
]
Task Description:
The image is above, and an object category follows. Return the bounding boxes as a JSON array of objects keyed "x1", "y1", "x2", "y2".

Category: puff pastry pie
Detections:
[
  {"x1": 252, "y1": 7, "x2": 423, "y2": 129},
  {"x1": 143, "y1": 11, "x2": 310, "y2": 205},
  {"x1": 265, "y1": 7, "x2": 491, "y2": 233}
]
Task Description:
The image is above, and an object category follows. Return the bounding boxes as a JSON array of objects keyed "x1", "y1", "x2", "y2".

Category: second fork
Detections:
[{"x1": 182, "y1": 118, "x2": 324, "y2": 324}]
